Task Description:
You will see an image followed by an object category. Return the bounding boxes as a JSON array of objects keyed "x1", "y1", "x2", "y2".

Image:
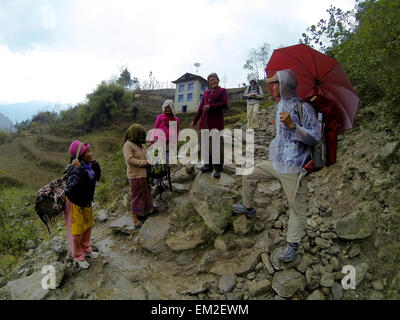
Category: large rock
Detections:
[
  {"x1": 272, "y1": 269, "x2": 306, "y2": 298},
  {"x1": 209, "y1": 249, "x2": 262, "y2": 276},
  {"x1": 218, "y1": 275, "x2": 237, "y2": 294},
  {"x1": 296, "y1": 254, "x2": 313, "y2": 274},
  {"x1": 235, "y1": 249, "x2": 263, "y2": 276},
  {"x1": 172, "y1": 183, "x2": 190, "y2": 194},
  {"x1": 96, "y1": 209, "x2": 109, "y2": 222},
  {"x1": 7, "y1": 272, "x2": 52, "y2": 300},
  {"x1": 305, "y1": 267, "x2": 320, "y2": 291},
  {"x1": 214, "y1": 234, "x2": 256, "y2": 252},
  {"x1": 138, "y1": 216, "x2": 170, "y2": 254},
  {"x1": 314, "y1": 237, "x2": 332, "y2": 249},
  {"x1": 335, "y1": 212, "x2": 372, "y2": 240},
  {"x1": 307, "y1": 289, "x2": 325, "y2": 300},
  {"x1": 109, "y1": 215, "x2": 136, "y2": 235},
  {"x1": 190, "y1": 172, "x2": 235, "y2": 234},
  {"x1": 208, "y1": 261, "x2": 237, "y2": 276},
  {"x1": 248, "y1": 279, "x2": 271, "y2": 297},
  {"x1": 171, "y1": 167, "x2": 193, "y2": 183},
  {"x1": 320, "y1": 273, "x2": 335, "y2": 287},
  {"x1": 166, "y1": 224, "x2": 207, "y2": 251}
]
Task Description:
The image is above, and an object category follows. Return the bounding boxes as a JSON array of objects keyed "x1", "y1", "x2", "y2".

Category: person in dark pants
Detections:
[{"x1": 191, "y1": 73, "x2": 228, "y2": 178}]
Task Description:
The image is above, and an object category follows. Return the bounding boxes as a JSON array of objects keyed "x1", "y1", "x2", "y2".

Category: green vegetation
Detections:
[
  {"x1": 302, "y1": 0, "x2": 400, "y2": 298},
  {"x1": 301, "y1": 0, "x2": 400, "y2": 130},
  {"x1": 0, "y1": 131, "x2": 8, "y2": 145},
  {"x1": 0, "y1": 181, "x2": 38, "y2": 258},
  {"x1": 76, "y1": 81, "x2": 132, "y2": 130}
]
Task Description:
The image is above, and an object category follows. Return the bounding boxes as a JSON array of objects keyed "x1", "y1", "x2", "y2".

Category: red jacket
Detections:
[{"x1": 193, "y1": 86, "x2": 228, "y2": 130}]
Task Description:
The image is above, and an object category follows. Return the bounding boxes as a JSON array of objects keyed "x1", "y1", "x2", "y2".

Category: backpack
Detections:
[
  {"x1": 146, "y1": 148, "x2": 172, "y2": 198},
  {"x1": 34, "y1": 176, "x2": 69, "y2": 233},
  {"x1": 34, "y1": 143, "x2": 83, "y2": 233},
  {"x1": 244, "y1": 85, "x2": 261, "y2": 100},
  {"x1": 295, "y1": 95, "x2": 340, "y2": 173}
]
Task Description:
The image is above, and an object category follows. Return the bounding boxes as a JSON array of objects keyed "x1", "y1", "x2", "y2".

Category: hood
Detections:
[
  {"x1": 124, "y1": 124, "x2": 146, "y2": 145},
  {"x1": 162, "y1": 99, "x2": 176, "y2": 115},
  {"x1": 277, "y1": 69, "x2": 298, "y2": 100}
]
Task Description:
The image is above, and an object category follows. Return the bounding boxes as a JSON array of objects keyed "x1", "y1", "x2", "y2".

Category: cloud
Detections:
[
  {"x1": 41, "y1": 4, "x2": 57, "y2": 31},
  {"x1": 0, "y1": 0, "x2": 357, "y2": 104}
]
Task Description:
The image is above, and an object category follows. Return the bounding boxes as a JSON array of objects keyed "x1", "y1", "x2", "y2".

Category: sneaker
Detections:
[
  {"x1": 232, "y1": 204, "x2": 256, "y2": 218},
  {"x1": 85, "y1": 251, "x2": 99, "y2": 259},
  {"x1": 74, "y1": 259, "x2": 90, "y2": 269},
  {"x1": 200, "y1": 164, "x2": 212, "y2": 173},
  {"x1": 278, "y1": 243, "x2": 299, "y2": 263}
]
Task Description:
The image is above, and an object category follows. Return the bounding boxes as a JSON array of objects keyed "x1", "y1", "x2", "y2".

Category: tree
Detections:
[
  {"x1": 117, "y1": 67, "x2": 134, "y2": 89},
  {"x1": 299, "y1": 5, "x2": 356, "y2": 55},
  {"x1": 243, "y1": 42, "x2": 270, "y2": 81},
  {"x1": 300, "y1": 0, "x2": 400, "y2": 127},
  {"x1": 77, "y1": 80, "x2": 131, "y2": 130}
]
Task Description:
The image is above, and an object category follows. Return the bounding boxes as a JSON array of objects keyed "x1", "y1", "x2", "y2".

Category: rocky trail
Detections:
[{"x1": 1, "y1": 106, "x2": 397, "y2": 300}]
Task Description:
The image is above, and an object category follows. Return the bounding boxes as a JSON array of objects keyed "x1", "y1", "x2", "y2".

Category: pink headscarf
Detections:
[{"x1": 69, "y1": 140, "x2": 90, "y2": 158}]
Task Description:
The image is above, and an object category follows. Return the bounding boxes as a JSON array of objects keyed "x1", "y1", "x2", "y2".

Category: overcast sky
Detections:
[{"x1": 0, "y1": 0, "x2": 356, "y2": 105}]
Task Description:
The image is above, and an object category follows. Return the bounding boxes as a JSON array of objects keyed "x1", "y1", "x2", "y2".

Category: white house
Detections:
[{"x1": 172, "y1": 73, "x2": 208, "y2": 114}]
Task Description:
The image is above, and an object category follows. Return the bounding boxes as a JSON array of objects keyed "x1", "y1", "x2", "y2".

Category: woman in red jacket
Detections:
[{"x1": 191, "y1": 73, "x2": 228, "y2": 178}]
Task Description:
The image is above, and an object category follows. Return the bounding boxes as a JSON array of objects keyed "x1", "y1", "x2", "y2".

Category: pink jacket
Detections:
[{"x1": 150, "y1": 113, "x2": 180, "y2": 145}]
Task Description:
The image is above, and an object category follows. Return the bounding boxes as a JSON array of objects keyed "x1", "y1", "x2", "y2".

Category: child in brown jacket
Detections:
[{"x1": 123, "y1": 124, "x2": 153, "y2": 228}]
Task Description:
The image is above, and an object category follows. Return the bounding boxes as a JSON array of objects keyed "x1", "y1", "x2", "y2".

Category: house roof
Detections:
[{"x1": 172, "y1": 73, "x2": 208, "y2": 84}]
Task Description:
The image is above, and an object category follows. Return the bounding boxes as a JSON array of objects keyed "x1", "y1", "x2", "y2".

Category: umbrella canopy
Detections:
[{"x1": 266, "y1": 44, "x2": 359, "y2": 132}]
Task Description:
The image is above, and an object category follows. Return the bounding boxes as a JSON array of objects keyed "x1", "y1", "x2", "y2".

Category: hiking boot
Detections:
[
  {"x1": 213, "y1": 169, "x2": 221, "y2": 179},
  {"x1": 279, "y1": 242, "x2": 299, "y2": 263},
  {"x1": 85, "y1": 251, "x2": 99, "y2": 259},
  {"x1": 137, "y1": 214, "x2": 148, "y2": 221},
  {"x1": 232, "y1": 204, "x2": 256, "y2": 218},
  {"x1": 74, "y1": 259, "x2": 90, "y2": 269},
  {"x1": 200, "y1": 164, "x2": 212, "y2": 173}
]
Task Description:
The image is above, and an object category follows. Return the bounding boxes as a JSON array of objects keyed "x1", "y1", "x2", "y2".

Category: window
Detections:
[
  {"x1": 187, "y1": 93, "x2": 193, "y2": 101},
  {"x1": 178, "y1": 94, "x2": 184, "y2": 102},
  {"x1": 179, "y1": 84, "x2": 185, "y2": 92},
  {"x1": 201, "y1": 84, "x2": 206, "y2": 92},
  {"x1": 200, "y1": 94, "x2": 203, "y2": 101},
  {"x1": 182, "y1": 105, "x2": 187, "y2": 113},
  {"x1": 188, "y1": 82, "x2": 194, "y2": 91}
]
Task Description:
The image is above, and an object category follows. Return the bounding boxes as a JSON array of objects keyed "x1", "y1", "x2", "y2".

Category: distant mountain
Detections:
[
  {"x1": 0, "y1": 113, "x2": 13, "y2": 132},
  {"x1": 0, "y1": 101, "x2": 71, "y2": 123}
]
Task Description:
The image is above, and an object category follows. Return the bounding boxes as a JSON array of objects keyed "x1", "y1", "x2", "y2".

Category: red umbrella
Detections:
[{"x1": 265, "y1": 43, "x2": 359, "y2": 132}]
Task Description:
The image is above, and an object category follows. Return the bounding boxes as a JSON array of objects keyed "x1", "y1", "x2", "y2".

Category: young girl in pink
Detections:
[
  {"x1": 150, "y1": 99, "x2": 179, "y2": 148},
  {"x1": 149, "y1": 99, "x2": 179, "y2": 189}
]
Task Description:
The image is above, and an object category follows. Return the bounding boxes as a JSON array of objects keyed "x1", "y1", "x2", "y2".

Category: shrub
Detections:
[{"x1": 0, "y1": 131, "x2": 8, "y2": 145}]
